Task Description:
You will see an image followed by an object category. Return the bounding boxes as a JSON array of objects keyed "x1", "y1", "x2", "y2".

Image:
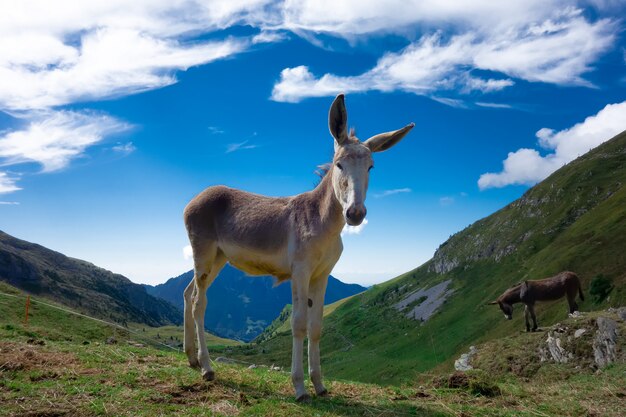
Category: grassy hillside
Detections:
[
  {"x1": 0, "y1": 231, "x2": 182, "y2": 327},
  {"x1": 231, "y1": 130, "x2": 626, "y2": 385},
  {"x1": 2, "y1": 281, "x2": 624, "y2": 416}
]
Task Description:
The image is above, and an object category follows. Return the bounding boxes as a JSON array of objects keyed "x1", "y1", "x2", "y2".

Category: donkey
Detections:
[
  {"x1": 183, "y1": 94, "x2": 414, "y2": 401},
  {"x1": 489, "y1": 271, "x2": 584, "y2": 332}
]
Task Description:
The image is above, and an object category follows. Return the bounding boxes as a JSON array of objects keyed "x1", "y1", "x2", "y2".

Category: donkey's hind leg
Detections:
[
  {"x1": 184, "y1": 279, "x2": 199, "y2": 368},
  {"x1": 524, "y1": 304, "x2": 531, "y2": 332},
  {"x1": 528, "y1": 304, "x2": 538, "y2": 331},
  {"x1": 191, "y1": 246, "x2": 226, "y2": 381},
  {"x1": 567, "y1": 292, "x2": 579, "y2": 314}
]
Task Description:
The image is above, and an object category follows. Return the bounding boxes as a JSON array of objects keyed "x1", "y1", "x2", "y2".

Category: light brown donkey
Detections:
[{"x1": 183, "y1": 94, "x2": 414, "y2": 401}]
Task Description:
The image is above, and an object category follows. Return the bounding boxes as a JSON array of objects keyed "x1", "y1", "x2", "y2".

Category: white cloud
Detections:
[
  {"x1": 183, "y1": 244, "x2": 193, "y2": 260},
  {"x1": 0, "y1": 201, "x2": 20, "y2": 205},
  {"x1": 280, "y1": 0, "x2": 563, "y2": 36},
  {"x1": 341, "y1": 218, "x2": 369, "y2": 236},
  {"x1": 373, "y1": 188, "x2": 412, "y2": 198},
  {"x1": 272, "y1": 8, "x2": 616, "y2": 103},
  {"x1": 0, "y1": 172, "x2": 21, "y2": 194},
  {"x1": 0, "y1": 110, "x2": 131, "y2": 172},
  {"x1": 478, "y1": 101, "x2": 626, "y2": 189},
  {"x1": 0, "y1": 29, "x2": 248, "y2": 110}
]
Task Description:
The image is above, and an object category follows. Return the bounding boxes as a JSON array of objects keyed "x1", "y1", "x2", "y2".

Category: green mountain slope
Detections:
[
  {"x1": 0, "y1": 231, "x2": 182, "y2": 327},
  {"x1": 234, "y1": 130, "x2": 626, "y2": 385},
  {"x1": 3, "y1": 280, "x2": 624, "y2": 417}
]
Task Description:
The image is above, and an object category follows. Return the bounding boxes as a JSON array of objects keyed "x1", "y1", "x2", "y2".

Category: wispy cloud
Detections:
[
  {"x1": 373, "y1": 188, "x2": 412, "y2": 198},
  {"x1": 439, "y1": 196, "x2": 455, "y2": 206},
  {"x1": 341, "y1": 218, "x2": 369, "y2": 236},
  {"x1": 0, "y1": 172, "x2": 20, "y2": 194},
  {"x1": 252, "y1": 30, "x2": 288, "y2": 44},
  {"x1": 226, "y1": 140, "x2": 259, "y2": 154},
  {"x1": 0, "y1": 110, "x2": 131, "y2": 173},
  {"x1": 478, "y1": 101, "x2": 626, "y2": 189},
  {"x1": 112, "y1": 142, "x2": 136, "y2": 155},
  {"x1": 475, "y1": 102, "x2": 513, "y2": 109},
  {"x1": 0, "y1": 200, "x2": 19, "y2": 205},
  {"x1": 208, "y1": 126, "x2": 225, "y2": 135}
]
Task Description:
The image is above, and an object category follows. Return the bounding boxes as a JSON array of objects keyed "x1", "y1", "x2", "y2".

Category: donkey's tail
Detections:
[{"x1": 578, "y1": 283, "x2": 585, "y2": 301}]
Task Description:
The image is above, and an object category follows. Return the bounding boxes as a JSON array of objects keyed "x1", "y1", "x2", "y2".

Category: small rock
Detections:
[
  {"x1": 105, "y1": 337, "x2": 117, "y2": 345},
  {"x1": 574, "y1": 329, "x2": 587, "y2": 338},
  {"x1": 616, "y1": 307, "x2": 626, "y2": 321},
  {"x1": 568, "y1": 311, "x2": 583, "y2": 318},
  {"x1": 248, "y1": 364, "x2": 257, "y2": 369},
  {"x1": 454, "y1": 346, "x2": 477, "y2": 371}
]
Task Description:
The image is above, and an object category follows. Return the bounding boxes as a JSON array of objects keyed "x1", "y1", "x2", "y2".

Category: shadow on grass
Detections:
[{"x1": 160, "y1": 377, "x2": 448, "y2": 417}]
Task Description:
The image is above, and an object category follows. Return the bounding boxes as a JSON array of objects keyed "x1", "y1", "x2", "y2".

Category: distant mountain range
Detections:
[
  {"x1": 0, "y1": 231, "x2": 182, "y2": 327},
  {"x1": 145, "y1": 265, "x2": 366, "y2": 341}
]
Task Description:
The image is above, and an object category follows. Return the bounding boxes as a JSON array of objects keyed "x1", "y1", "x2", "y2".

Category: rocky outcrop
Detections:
[
  {"x1": 593, "y1": 317, "x2": 618, "y2": 368},
  {"x1": 538, "y1": 311, "x2": 623, "y2": 369}
]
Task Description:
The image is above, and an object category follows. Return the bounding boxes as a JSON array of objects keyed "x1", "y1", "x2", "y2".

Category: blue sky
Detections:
[{"x1": 1, "y1": 1, "x2": 625, "y2": 285}]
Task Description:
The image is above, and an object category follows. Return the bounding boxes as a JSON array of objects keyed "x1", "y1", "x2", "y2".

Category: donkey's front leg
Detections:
[
  {"x1": 290, "y1": 267, "x2": 311, "y2": 401},
  {"x1": 308, "y1": 274, "x2": 329, "y2": 396},
  {"x1": 183, "y1": 279, "x2": 199, "y2": 368},
  {"x1": 524, "y1": 304, "x2": 531, "y2": 332}
]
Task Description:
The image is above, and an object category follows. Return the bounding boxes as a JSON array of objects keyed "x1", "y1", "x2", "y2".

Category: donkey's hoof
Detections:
[
  {"x1": 188, "y1": 359, "x2": 200, "y2": 369},
  {"x1": 202, "y1": 370, "x2": 215, "y2": 381},
  {"x1": 295, "y1": 393, "x2": 311, "y2": 403},
  {"x1": 316, "y1": 389, "x2": 329, "y2": 397}
]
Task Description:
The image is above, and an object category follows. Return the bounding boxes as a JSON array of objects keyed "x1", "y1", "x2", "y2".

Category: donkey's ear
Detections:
[
  {"x1": 329, "y1": 94, "x2": 348, "y2": 145},
  {"x1": 364, "y1": 123, "x2": 415, "y2": 153}
]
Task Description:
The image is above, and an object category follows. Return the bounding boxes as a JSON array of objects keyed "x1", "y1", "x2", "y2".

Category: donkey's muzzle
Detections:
[{"x1": 346, "y1": 205, "x2": 367, "y2": 226}]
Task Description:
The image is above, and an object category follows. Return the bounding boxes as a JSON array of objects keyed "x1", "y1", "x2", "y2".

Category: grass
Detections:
[{"x1": 2, "y1": 282, "x2": 625, "y2": 416}]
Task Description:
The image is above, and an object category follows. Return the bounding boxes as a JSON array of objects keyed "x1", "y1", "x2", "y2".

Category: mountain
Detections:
[
  {"x1": 0, "y1": 231, "x2": 182, "y2": 327},
  {"x1": 145, "y1": 265, "x2": 366, "y2": 341},
  {"x1": 231, "y1": 130, "x2": 626, "y2": 384}
]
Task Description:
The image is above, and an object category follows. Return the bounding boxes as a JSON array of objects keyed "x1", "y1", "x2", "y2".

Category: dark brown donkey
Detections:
[{"x1": 489, "y1": 271, "x2": 584, "y2": 332}]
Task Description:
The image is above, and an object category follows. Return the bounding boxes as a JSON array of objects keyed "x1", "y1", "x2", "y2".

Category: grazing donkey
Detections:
[
  {"x1": 489, "y1": 271, "x2": 584, "y2": 332},
  {"x1": 183, "y1": 94, "x2": 414, "y2": 401}
]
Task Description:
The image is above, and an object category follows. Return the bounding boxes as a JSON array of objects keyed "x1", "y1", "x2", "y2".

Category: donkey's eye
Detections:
[{"x1": 335, "y1": 163, "x2": 343, "y2": 170}]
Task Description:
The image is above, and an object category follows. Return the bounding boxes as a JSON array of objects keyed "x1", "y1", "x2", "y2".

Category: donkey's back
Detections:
[
  {"x1": 184, "y1": 185, "x2": 292, "y2": 250},
  {"x1": 523, "y1": 271, "x2": 582, "y2": 302}
]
